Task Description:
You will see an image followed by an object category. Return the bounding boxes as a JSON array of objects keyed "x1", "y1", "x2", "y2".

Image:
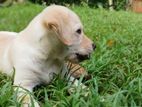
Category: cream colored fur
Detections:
[{"x1": 0, "y1": 5, "x2": 94, "y2": 107}]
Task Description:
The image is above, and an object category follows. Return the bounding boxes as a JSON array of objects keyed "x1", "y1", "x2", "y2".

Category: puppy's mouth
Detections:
[
  {"x1": 75, "y1": 53, "x2": 91, "y2": 62},
  {"x1": 67, "y1": 53, "x2": 91, "y2": 63}
]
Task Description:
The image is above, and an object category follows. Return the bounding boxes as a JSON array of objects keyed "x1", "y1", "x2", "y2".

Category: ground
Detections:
[{"x1": 0, "y1": 2, "x2": 142, "y2": 107}]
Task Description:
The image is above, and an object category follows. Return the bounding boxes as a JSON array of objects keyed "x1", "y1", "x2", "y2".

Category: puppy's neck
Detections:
[
  {"x1": 46, "y1": 33, "x2": 68, "y2": 61},
  {"x1": 19, "y1": 15, "x2": 46, "y2": 43},
  {"x1": 18, "y1": 17, "x2": 68, "y2": 62}
]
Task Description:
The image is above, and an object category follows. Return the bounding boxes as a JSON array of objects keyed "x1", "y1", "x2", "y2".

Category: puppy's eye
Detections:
[{"x1": 76, "y1": 29, "x2": 81, "y2": 34}]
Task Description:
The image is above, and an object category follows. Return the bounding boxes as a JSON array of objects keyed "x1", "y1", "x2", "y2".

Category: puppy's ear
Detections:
[
  {"x1": 46, "y1": 20, "x2": 59, "y2": 34},
  {"x1": 45, "y1": 20, "x2": 72, "y2": 46}
]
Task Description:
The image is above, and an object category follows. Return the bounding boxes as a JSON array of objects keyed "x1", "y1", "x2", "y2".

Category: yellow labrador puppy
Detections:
[{"x1": 0, "y1": 5, "x2": 95, "y2": 107}]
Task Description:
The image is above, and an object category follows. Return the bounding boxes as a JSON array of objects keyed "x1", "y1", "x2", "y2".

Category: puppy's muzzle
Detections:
[{"x1": 76, "y1": 43, "x2": 96, "y2": 62}]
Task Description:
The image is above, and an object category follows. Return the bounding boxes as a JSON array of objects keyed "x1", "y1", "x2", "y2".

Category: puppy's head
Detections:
[{"x1": 42, "y1": 5, "x2": 96, "y2": 63}]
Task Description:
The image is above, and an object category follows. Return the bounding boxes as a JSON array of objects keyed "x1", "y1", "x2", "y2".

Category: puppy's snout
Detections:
[
  {"x1": 76, "y1": 53, "x2": 90, "y2": 62},
  {"x1": 92, "y1": 43, "x2": 96, "y2": 51}
]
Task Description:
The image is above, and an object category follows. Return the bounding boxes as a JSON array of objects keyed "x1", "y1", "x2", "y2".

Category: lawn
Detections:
[{"x1": 0, "y1": 2, "x2": 142, "y2": 107}]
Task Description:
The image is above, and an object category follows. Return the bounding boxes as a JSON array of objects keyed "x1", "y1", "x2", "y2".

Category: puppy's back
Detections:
[{"x1": 0, "y1": 31, "x2": 17, "y2": 75}]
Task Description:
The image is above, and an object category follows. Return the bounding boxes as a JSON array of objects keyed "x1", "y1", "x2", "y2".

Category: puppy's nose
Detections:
[{"x1": 92, "y1": 43, "x2": 96, "y2": 51}]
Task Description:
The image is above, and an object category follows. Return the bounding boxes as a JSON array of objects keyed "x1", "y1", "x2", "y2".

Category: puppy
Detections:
[{"x1": 0, "y1": 5, "x2": 95, "y2": 107}]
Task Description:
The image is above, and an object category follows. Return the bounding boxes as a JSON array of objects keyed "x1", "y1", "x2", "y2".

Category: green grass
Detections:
[{"x1": 0, "y1": 2, "x2": 142, "y2": 107}]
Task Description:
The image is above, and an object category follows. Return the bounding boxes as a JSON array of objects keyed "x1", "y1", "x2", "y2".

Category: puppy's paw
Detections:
[
  {"x1": 68, "y1": 78, "x2": 89, "y2": 97},
  {"x1": 20, "y1": 94, "x2": 40, "y2": 107},
  {"x1": 14, "y1": 87, "x2": 40, "y2": 107},
  {"x1": 68, "y1": 87, "x2": 90, "y2": 97}
]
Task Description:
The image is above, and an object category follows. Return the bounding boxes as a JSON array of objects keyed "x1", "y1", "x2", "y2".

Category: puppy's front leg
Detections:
[{"x1": 14, "y1": 76, "x2": 40, "y2": 107}]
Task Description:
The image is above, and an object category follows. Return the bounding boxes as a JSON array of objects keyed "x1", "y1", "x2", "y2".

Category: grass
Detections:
[{"x1": 0, "y1": 2, "x2": 142, "y2": 107}]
